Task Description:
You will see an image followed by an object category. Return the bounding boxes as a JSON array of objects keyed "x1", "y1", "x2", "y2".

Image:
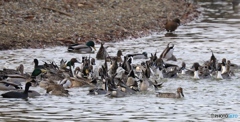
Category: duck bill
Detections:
[
  {"x1": 181, "y1": 91, "x2": 184, "y2": 97},
  {"x1": 93, "y1": 46, "x2": 96, "y2": 51}
]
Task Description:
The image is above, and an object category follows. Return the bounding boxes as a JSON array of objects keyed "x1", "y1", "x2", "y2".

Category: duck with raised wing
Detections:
[
  {"x1": 68, "y1": 41, "x2": 96, "y2": 53},
  {"x1": 1, "y1": 82, "x2": 32, "y2": 99},
  {"x1": 160, "y1": 42, "x2": 177, "y2": 61},
  {"x1": 156, "y1": 87, "x2": 184, "y2": 98},
  {"x1": 165, "y1": 18, "x2": 180, "y2": 33}
]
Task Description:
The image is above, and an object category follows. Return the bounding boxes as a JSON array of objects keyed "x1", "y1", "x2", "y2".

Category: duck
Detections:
[
  {"x1": 14, "y1": 81, "x2": 41, "y2": 98},
  {"x1": 160, "y1": 42, "x2": 177, "y2": 61},
  {"x1": 165, "y1": 18, "x2": 180, "y2": 33},
  {"x1": 126, "y1": 52, "x2": 148, "y2": 59},
  {"x1": 64, "y1": 58, "x2": 80, "y2": 77},
  {"x1": 116, "y1": 78, "x2": 137, "y2": 95},
  {"x1": 221, "y1": 58, "x2": 227, "y2": 74},
  {"x1": 161, "y1": 67, "x2": 179, "y2": 78},
  {"x1": 68, "y1": 41, "x2": 96, "y2": 53},
  {"x1": 216, "y1": 63, "x2": 231, "y2": 80},
  {"x1": 3, "y1": 74, "x2": 28, "y2": 84},
  {"x1": 1, "y1": 82, "x2": 32, "y2": 99},
  {"x1": 126, "y1": 70, "x2": 139, "y2": 91},
  {"x1": 106, "y1": 50, "x2": 123, "y2": 62},
  {"x1": 31, "y1": 68, "x2": 47, "y2": 79},
  {"x1": 1, "y1": 64, "x2": 25, "y2": 75},
  {"x1": 209, "y1": 49, "x2": 217, "y2": 72},
  {"x1": 66, "y1": 76, "x2": 96, "y2": 88},
  {"x1": 192, "y1": 62, "x2": 201, "y2": 80},
  {"x1": 33, "y1": 59, "x2": 46, "y2": 69},
  {"x1": 106, "y1": 89, "x2": 126, "y2": 98},
  {"x1": 139, "y1": 70, "x2": 151, "y2": 91},
  {"x1": 88, "y1": 78, "x2": 108, "y2": 95},
  {"x1": 0, "y1": 81, "x2": 22, "y2": 91},
  {"x1": 96, "y1": 42, "x2": 108, "y2": 60},
  {"x1": 106, "y1": 74, "x2": 126, "y2": 98},
  {"x1": 156, "y1": 87, "x2": 184, "y2": 98},
  {"x1": 46, "y1": 80, "x2": 69, "y2": 96}
]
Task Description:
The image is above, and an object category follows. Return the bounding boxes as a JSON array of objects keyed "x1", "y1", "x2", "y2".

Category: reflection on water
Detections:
[{"x1": 0, "y1": 1, "x2": 240, "y2": 121}]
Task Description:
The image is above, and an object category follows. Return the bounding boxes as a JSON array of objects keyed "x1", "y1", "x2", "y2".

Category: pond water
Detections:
[{"x1": 0, "y1": 1, "x2": 240, "y2": 121}]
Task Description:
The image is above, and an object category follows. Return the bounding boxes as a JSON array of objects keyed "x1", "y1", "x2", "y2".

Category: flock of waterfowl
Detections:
[{"x1": 0, "y1": 18, "x2": 238, "y2": 100}]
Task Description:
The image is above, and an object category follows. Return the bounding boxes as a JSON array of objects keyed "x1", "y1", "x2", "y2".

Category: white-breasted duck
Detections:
[
  {"x1": 156, "y1": 87, "x2": 184, "y2": 98},
  {"x1": 68, "y1": 41, "x2": 96, "y2": 53}
]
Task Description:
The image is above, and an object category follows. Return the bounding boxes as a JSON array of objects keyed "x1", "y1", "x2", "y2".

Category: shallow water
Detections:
[{"x1": 1, "y1": 1, "x2": 240, "y2": 121}]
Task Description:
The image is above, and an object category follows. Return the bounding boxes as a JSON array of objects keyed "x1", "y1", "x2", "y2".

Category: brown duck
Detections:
[
  {"x1": 165, "y1": 18, "x2": 180, "y2": 32},
  {"x1": 156, "y1": 87, "x2": 184, "y2": 98}
]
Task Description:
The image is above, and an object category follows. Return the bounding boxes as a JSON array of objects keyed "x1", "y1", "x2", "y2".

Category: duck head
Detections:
[
  {"x1": 86, "y1": 41, "x2": 96, "y2": 51},
  {"x1": 177, "y1": 87, "x2": 184, "y2": 97},
  {"x1": 66, "y1": 58, "x2": 80, "y2": 67},
  {"x1": 173, "y1": 18, "x2": 180, "y2": 25},
  {"x1": 117, "y1": 50, "x2": 123, "y2": 57},
  {"x1": 142, "y1": 52, "x2": 148, "y2": 58}
]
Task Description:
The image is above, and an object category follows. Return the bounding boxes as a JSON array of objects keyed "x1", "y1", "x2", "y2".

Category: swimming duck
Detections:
[
  {"x1": 108, "y1": 57, "x2": 119, "y2": 77},
  {"x1": 46, "y1": 81, "x2": 69, "y2": 96},
  {"x1": 31, "y1": 68, "x2": 47, "y2": 79},
  {"x1": 0, "y1": 64, "x2": 24, "y2": 76},
  {"x1": 3, "y1": 74, "x2": 28, "y2": 84},
  {"x1": 192, "y1": 62, "x2": 201, "y2": 80},
  {"x1": 0, "y1": 81, "x2": 22, "y2": 91},
  {"x1": 106, "y1": 89, "x2": 126, "y2": 98},
  {"x1": 160, "y1": 42, "x2": 177, "y2": 61},
  {"x1": 1, "y1": 82, "x2": 32, "y2": 99},
  {"x1": 88, "y1": 78, "x2": 108, "y2": 95},
  {"x1": 165, "y1": 18, "x2": 180, "y2": 33},
  {"x1": 126, "y1": 70, "x2": 139, "y2": 91},
  {"x1": 161, "y1": 67, "x2": 179, "y2": 78},
  {"x1": 66, "y1": 76, "x2": 96, "y2": 88},
  {"x1": 106, "y1": 50, "x2": 123, "y2": 62},
  {"x1": 96, "y1": 42, "x2": 108, "y2": 60},
  {"x1": 106, "y1": 74, "x2": 126, "y2": 98},
  {"x1": 33, "y1": 59, "x2": 46, "y2": 69},
  {"x1": 68, "y1": 41, "x2": 96, "y2": 53},
  {"x1": 15, "y1": 80, "x2": 41, "y2": 98},
  {"x1": 221, "y1": 58, "x2": 227, "y2": 74},
  {"x1": 156, "y1": 87, "x2": 184, "y2": 98},
  {"x1": 216, "y1": 63, "x2": 231, "y2": 80},
  {"x1": 139, "y1": 70, "x2": 151, "y2": 91},
  {"x1": 65, "y1": 58, "x2": 80, "y2": 77},
  {"x1": 126, "y1": 52, "x2": 148, "y2": 59}
]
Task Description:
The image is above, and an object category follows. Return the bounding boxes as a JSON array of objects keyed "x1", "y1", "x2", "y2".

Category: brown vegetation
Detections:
[{"x1": 0, "y1": 0, "x2": 200, "y2": 50}]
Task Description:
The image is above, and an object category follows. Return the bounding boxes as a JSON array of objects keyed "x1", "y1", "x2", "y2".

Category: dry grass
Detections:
[{"x1": 0, "y1": 0, "x2": 200, "y2": 50}]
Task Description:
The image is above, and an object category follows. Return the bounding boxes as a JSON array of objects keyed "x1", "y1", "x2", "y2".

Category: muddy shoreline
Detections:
[{"x1": 0, "y1": 0, "x2": 200, "y2": 50}]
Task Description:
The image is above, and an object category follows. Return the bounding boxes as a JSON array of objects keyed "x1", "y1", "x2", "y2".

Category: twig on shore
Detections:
[{"x1": 42, "y1": 7, "x2": 72, "y2": 17}]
